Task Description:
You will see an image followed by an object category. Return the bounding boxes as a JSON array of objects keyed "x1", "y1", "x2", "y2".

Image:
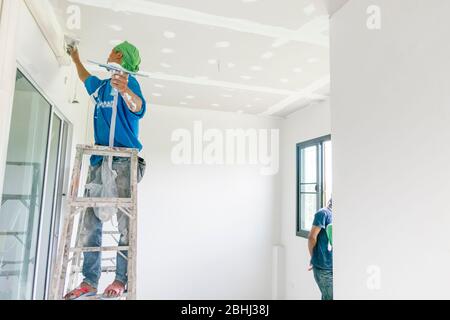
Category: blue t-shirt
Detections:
[
  {"x1": 84, "y1": 75, "x2": 146, "y2": 165},
  {"x1": 310, "y1": 207, "x2": 333, "y2": 270}
]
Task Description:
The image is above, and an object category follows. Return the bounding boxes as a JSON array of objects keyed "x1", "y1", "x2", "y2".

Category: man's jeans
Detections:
[
  {"x1": 81, "y1": 157, "x2": 144, "y2": 288},
  {"x1": 313, "y1": 267, "x2": 333, "y2": 300}
]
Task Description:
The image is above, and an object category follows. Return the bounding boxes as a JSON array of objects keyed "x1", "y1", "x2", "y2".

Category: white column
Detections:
[
  {"x1": 0, "y1": 0, "x2": 20, "y2": 198},
  {"x1": 271, "y1": 245, "x2": 284, "y2": 300}
]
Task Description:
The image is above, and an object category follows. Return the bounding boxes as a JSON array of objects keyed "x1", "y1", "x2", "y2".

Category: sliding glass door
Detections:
[
  {"x1": 0, "y1": 70, "x2": 71, "y2": 299},
  {"x1": 34, "y1": 113, "x2": 69, "y2": 300}
]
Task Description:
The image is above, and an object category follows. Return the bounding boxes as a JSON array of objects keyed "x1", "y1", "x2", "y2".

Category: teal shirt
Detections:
[{"x1": 310, "y1": 208, "x2": 333, "y2": 270}]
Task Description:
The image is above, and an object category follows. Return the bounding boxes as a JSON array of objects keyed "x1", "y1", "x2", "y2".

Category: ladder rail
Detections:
[
  {"x1": 49, "y1": 145, "x2": 83, "y2": 300},
  {"x1": 67, "y1": 210, "x2": 86, "y2": 291},
  {"x1": 127, "y1": 150, "x2": 139, "y2": 300}
]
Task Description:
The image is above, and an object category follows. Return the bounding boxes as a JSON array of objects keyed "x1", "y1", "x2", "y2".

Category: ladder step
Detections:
[
  {"x1": 69, "y1": 246, "x2": 129, "y2": 253},
  {"x1": 78, "y1": 231, "x2": 121, "y2": 237},
  {"x1": 72, "y1": 266, "x2": 116, "y2": 274},
  {"x1": 79, "y1": 145, "x2": 137, "y2": 157},
  {"x1": 102, "y1": 231, "x2": 121, "y2": 235},
  {"x1": 69, "y1": 198, "x2": 133, "y2": 208},
  {"x1": 80, "y1": 293, "x2": 128, "y2": 300},
  {"x1": 79, "y1": 230, "x2": 120, "y2": 235},
  {"x1": 80, "y1": 257, "x2": 117, "y2": 262}
]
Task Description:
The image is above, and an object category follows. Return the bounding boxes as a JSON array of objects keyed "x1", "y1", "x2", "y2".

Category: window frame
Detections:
[{"x1": 296, "y1": 135, "x2": 331, "y2": 238}]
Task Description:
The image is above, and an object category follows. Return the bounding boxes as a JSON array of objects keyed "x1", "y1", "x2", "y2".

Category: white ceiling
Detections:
[{"x1": 50, "y1": 0, "x2": 330, "y2": 118}]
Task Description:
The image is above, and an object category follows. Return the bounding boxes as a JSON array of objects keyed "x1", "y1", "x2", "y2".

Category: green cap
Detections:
[{"x1": 114, "y1": 41, "x2": 141, "y2": 73}]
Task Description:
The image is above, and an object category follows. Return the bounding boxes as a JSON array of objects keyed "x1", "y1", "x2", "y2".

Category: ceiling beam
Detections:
[
  {"x1": 260, "y1": 76, "x2": 330, "y2": 116},
  {"x1": 86, "y1": 64, "x2": 297, "y2": 96}
]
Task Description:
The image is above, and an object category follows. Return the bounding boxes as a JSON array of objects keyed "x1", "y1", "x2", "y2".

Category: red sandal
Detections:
[
  {"x1": 64, "y1": 286, "x2": 97, "y2": 300},
  {"x1": 101, "y1": 281, "x2": 126, "y2": 300}
]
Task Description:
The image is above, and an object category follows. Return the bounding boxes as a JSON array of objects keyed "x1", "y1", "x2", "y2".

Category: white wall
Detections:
[
  {"x1": 0, "y1": 0, "x2": 20, "y2": 200},
  {"x1": 15, "y1": 0, "x2": 91, "y2": 165},
  {"x1": 137, "y1": 105, "x2": 281, "y2": 299},
  {"x1": 331, "y1": 0, "x2": 450, "y2": 299},
  {"x1": 279, "y1": 101, "x2": 331, "y2": 299}
]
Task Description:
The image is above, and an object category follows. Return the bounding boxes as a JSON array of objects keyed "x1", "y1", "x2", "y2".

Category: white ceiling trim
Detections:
[
  {"x1": 272, "y1": 15, "x2": 329, "y2": 48},
  {"x1": 68, "y1": 0, "x2": 329, "y2": 47},
  {"x1": 260, "y1": 75, "x2": 330, "y2": 116},
  {"x1": 149, "y1": 103, "x2": 284, "y2": 120},
  {"x1": 87, "y1": 64, "x2": 297, "y2": 96}
]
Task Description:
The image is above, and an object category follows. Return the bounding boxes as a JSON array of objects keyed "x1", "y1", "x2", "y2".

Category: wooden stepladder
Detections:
[{"x1": 49, "y1": 144, "x2": 138, "y2": 300}]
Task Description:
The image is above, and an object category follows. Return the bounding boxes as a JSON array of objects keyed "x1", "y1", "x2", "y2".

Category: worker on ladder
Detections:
[{"x1": 64, "y1": 42, "x2": 146, "y2": 300}]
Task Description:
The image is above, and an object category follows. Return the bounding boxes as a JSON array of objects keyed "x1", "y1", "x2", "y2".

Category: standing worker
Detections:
[
  {"x1": 308, "y1": 198, "x2": 333, "y2": 300},
  {"x1": 64, "y1": 41, "x2": 147, "y2": 299}
]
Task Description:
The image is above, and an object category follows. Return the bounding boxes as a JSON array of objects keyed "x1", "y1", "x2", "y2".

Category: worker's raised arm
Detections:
[
  {"x1": 70, "y1": 48, "x2": 91, "y2": 83},
  {"x1": 111, "y1": 73, "x2": 144, "y2": 114}
]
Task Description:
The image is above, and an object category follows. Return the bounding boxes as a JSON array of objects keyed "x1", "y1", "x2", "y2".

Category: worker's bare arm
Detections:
[
  {"x1": 111, "y1": 73, "x2": 143, "y2": 113},
  {"x1": 70, "y1": 48, "x2": 91, "y2": 83},
  {"x1": 307, "y1": 225, "x2": 321, "y2": 271},
  {"x1": 122, "y1": 88, "x2": 143, "y2": 113},
  {"x1": 308, "y1": 226, "x2": 321, "y2": 257}
]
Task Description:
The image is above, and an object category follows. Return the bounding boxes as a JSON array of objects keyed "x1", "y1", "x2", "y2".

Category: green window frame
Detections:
[{"x1": 296, "y1": 135, "x2": 331, "y2": 238}]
